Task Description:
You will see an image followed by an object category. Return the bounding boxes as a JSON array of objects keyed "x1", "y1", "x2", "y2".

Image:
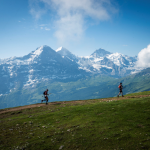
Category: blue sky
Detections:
[{"x1": 0, "y1": 0, "x2": 150, "y2": 59}]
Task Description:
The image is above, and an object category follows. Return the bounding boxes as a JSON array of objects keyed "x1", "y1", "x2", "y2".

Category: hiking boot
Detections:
[
  {"x1": 122, "y1": 95, "x2": 124, "y2": 97},
  {"x1": 117, "y1": 95, "x2": 119, "y2": 97}
]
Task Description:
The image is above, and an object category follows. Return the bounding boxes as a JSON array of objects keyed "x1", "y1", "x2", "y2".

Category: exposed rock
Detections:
[
  {"x1": 9, "y1": 129, "x2": 13, "y2": 131},
  {"x1": 29, "y1": 121, "x2": 33, "y2": 124},
  {"x1": 59, "y1": 145, "x2": 64, "y2": 149}
]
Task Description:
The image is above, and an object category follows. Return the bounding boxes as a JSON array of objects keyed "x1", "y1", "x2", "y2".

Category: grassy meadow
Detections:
[{"x1": 0, "y1": 91, "x2": 150, "y2": 150}]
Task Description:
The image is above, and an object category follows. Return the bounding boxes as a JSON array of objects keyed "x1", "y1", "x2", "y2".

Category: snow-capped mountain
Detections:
[
  {"x1": 56, "y1": 47, "x2": 77, "y2": 61},
  {"x1": 77, "y1": 49, "x2": 139, "y2": 77},
  {"x1": 0, "y1": 45, "x2": 142, "y2": 96},
  {"x1": 0, "y1": 46, "x2": 87, "y2": 95},
  {"x1": 91, "y1": 48, "x2": 112, "y2": 57},
  {"x1": 55, "y1": 47, "x2": 140, "y2": 77}
]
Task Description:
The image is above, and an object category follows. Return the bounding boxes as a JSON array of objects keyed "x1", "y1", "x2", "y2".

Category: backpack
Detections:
[
  {"x1": 43, "y1": 91, "x2": 46, "y2": 95},
  {"x1": 118, "y1": 85, "x2": 121, "y2": 88}
]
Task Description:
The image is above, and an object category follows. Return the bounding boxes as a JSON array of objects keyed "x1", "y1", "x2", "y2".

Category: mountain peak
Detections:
[
  {"x1": 91, "y1": 48, "x2": 112, "y2": 58},
  {"x1": 55, "y1": 47, "x2": 70, "y2": 54},
  {"x1": 55, "y1": 47, "x2": 77, "y2": 60},
  {"x1": 37, "y1": 45, "x2": 53, "y2": 50},
  {"x1": 33, "y1": 45, "x2": 54, "y2": 54},
  {"x1": 22, "y1": 45, "x2": 56, "y2": 62},
  {"x1": 56, "y1": 47, "x2": 72, "y2": 56}
]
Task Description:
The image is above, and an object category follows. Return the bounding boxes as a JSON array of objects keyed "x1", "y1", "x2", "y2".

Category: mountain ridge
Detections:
[
  {"x1": 91, "y1": 48, "x2": 112, "y2": 57},
  {"x1": 0, "y1": 45, "x2": 146, "y2": 109}
]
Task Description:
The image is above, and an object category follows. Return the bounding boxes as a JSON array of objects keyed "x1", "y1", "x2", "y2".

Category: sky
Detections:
[{"x1": 0, "y1": 0, "x2": 150, "y2": 62}]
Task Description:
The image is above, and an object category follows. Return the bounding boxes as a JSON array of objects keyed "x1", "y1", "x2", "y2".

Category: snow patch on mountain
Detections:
[
  {"x1": 78, "y1": 66, "x2": 93, "y2": 72},
  {"x1": 55, "y1": 47, "x2": 76, "y2": 61},
  {"x1": 24, "y1": 75, "x2": 39, "y2": 87},
  {"x1": 56, "y1": 47, "x2": 69, "y2": 55},
  {"x1": 56, "y1": 46, "x2": 63, "y2": 52},
  {"x1": 93, "y1": 64, "x2": 112, "y2": 70},
  {"x1": 27, "y1": 46, "x2": 43, "y2": 62},
  {"x1": 106, "y1": 53, "x2": 124, "y2": 66},
  {"x1": 93, "y1": 57, "x2": 104, "y2": 62},
  {"x1": 29, "y1": 69, "x2": 34, "y2": 73},
  {"x1": 33, "y1": 46, "x2": 43, "y2": 55}
]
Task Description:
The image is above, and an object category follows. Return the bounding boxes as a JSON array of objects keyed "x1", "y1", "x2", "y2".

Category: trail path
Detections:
[{"x1": 0, "y1": 95, "x2": 150, "y2": 115}]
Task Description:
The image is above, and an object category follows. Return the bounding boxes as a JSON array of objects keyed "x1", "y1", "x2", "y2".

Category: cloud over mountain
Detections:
[{"x1": 136, "y1": 44, "x2": 150, "y2": 68}]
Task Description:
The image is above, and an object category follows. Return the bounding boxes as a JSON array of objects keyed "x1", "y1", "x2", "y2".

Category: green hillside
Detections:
[
  {"x1": 0, "y1": 68, "x2": 150, "y2": 109},
  {"x1": 0, "y1": 91, "x2": 150, "y2": 150}
]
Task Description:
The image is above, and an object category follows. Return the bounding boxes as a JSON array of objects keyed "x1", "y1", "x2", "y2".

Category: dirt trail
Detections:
[{"x1": 0, "y1": 95, "x2": 150, "y2": 115}]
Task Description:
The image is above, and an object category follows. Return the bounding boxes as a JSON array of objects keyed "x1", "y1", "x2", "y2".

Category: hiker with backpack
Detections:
[
  {"x1": 117, "y1": 82, "x2": 124, "y2": 97},
  {"x1": 41, "y1": 89, "x2": 50, "y2": 105}
]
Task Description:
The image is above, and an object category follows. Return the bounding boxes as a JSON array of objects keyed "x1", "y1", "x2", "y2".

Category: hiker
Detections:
[
  {"x1": 117, "y1": 82, "x2": 124, "y2": 97},
  {"x1": 41, "y1": 89, "x2": 49, "y2": 105}
]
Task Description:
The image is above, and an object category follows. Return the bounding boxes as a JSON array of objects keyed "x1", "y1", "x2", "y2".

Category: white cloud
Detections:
[
  {"x1": 45, "y1": 0, "x2": 114, "y2": 20},
  {"x1": 45, "y1": 27, "x2": 50, "y2": 31},
  {"x1": 29, "y1": 0, "x2": 118, "y2": 43},
  {"x1": 39, "y1": 24, "x2": 47, "y2": 26},
  {"x1": 39, "y1": 24, "x2": 50, "y2": 30},
  {"x1": 136, "y1": 44, "x2": 150, "y2": 68},
  {"x1": 54, "y1": 14, "x2": 84, "y2": 43},
  {"x1": 29, "y1": 0, "x2": 47, "y2": 20}
]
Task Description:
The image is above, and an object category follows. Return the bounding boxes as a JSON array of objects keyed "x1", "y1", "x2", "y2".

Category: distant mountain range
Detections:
[
  {"x1": 0, "y1": 45, "x2": 148, "y2": 109},
  {"x1": 55, "y1": 46, "x2": 141, "y2": 77},
  {"x1": 0, "y1": 45, "x2": 143, "y2": 95}
]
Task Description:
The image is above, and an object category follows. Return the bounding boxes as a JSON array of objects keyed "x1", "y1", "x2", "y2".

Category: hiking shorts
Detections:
[{"x1": 44, "y1": 95, "x2": 48, "y2": 100}]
